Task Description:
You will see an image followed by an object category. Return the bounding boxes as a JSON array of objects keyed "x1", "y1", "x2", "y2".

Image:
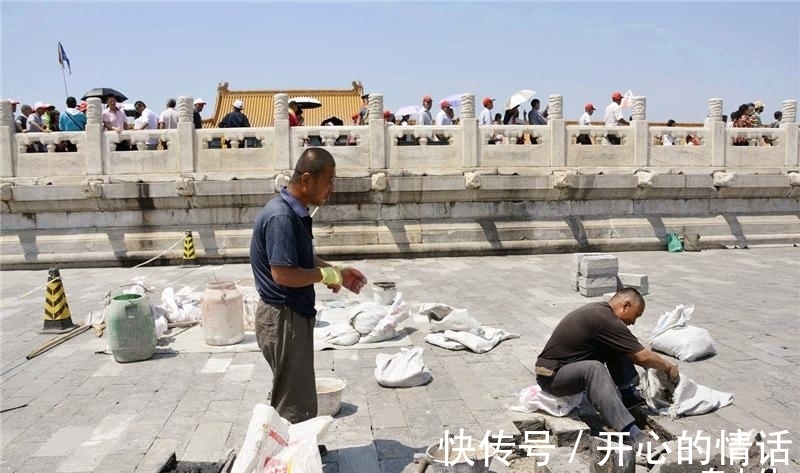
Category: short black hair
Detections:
[
  {"x1": 135, "y1": 101, "x2": 146, "y2": 109},
  {"x1": 291, "y1": 148, "x2": 336, "y2": 183},
  {"x1": 66, "y1": 96, "x2": 76, "y2": 108},
  {"x1": 667, "y1": 119, "x2": 676, "y2": 126},
  {"x1": 774, "y1": 111, "x2": 783, "y2": 120},
  {"x1": 167, "y1": 98, "x2": 176, "y2": 108},
  {"x1": 612, "y1": 287, "x2": 645, "y2": 308}
]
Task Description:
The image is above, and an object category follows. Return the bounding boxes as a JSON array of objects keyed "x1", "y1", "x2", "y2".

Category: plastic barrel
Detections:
[{"x1": 106, "y1": 293, "x2": 156, "y2": 363}]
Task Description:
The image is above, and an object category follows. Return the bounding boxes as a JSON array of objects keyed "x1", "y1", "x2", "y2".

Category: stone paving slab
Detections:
[{"x1": 1, "y1": 248, "x2": 798, "y2": 472}]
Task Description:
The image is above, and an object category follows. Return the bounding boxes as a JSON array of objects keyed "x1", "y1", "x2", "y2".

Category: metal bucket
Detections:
[{"x1": 425, "y1": 442, "x2": 495, "y2": 473}]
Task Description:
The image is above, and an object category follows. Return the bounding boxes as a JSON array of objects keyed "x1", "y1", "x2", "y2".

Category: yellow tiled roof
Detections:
[{"x1": 205, "y1": 81, "x2": 365, "y2": 128}]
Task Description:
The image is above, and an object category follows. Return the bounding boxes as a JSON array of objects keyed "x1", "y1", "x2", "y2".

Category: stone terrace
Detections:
[{"x1": 1, "y1": 247, "x2": 798, "y2": 472}]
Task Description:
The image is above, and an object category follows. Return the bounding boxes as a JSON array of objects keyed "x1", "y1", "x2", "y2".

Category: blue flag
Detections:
[{"x1": 58, "y1": 42, "x2": 71, "y2": 75}]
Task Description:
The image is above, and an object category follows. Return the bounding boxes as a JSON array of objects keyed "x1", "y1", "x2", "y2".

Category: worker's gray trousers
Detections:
[
  {"x1": 537, "y1": 358, "x2": 638, "y2": 431},
  {"x1": 255, "y1": 301, "x2": 317, "y2": 424}
]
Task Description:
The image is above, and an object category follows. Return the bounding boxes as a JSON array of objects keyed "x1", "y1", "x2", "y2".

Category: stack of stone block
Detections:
[
  {"x1": 572, "y1": 253, "x2": 619, "y2": 297},
  {"x1": 572, "y1": 253, "x2": 649, "y2": 297}
]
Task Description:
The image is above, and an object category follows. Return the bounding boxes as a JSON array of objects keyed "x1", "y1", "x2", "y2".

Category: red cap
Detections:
[
  {"x1": 422, "y1": 95, "x2": 432, "y2": 102},
  {"x1": 351, "y1": 112, "x2": 359, "y2": 120},
  {"x1": 611, "y1": 91, "x2": 623, "y2": 101},
  {"x1": 482, "y1": 97, "x2": 494, "y2": 107},
  {"x1": 584, "y1": 103, "x2": 595, "y2": 111},
  {"x1": 383, "y1": 110, "x2": 392, "y2": 118},
  {"x1": 440, "y1": 100, "x2": 450, "y2": 108}
]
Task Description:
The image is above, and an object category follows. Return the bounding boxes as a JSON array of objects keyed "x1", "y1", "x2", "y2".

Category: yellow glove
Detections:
[{"x1": 319, "y1": 266, "x2": 342, "y2": 286}]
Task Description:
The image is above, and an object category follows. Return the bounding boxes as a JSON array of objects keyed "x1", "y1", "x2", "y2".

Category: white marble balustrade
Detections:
[{"x1": 1, "y1": 95, "x2": 797, "y2": 182}]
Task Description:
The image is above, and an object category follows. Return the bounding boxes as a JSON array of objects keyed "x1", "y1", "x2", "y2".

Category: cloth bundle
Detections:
[
  {"x1": 418, "y1": 303, "x2": 519, "y2": 353},
  {"x1": 322, "y1": 294, "x2": 409, "y2": 346}
]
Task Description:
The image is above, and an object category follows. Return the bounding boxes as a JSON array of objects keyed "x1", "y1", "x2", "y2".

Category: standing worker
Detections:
[{"x1": 250, "y1": 147, "x2": 367, "y2": 453}]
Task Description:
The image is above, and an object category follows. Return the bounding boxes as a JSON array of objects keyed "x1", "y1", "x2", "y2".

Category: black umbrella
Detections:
[
  {"x1": 321, "y1": 116, "x2": 344, "y2": 126},
  {"x1": 81, "y1": 88, "x2": 128, "y2": 103}
]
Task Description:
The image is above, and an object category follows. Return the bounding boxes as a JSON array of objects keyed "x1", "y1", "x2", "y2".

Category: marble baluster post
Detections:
[
  {"x1": 85, "y1": 98, "x2": 105, "y2": 175},
  {"x1": 708, "y1": 98, "x2": 726, "y2": 167},
  {"x1": 781, "y1": 100, "x2": 798, "y2": 166},
  {"x1": 368, "y1": 94, "x2": 386, "y2": 169},
  {"x1": 631, "y1": 96, "x2": 648, "y2": 167},
  {"x1": 176, "y1": 96, "x2": 195, "y2": 173},
  {"x1": 0, "y1": 101, "x2": 15, "y2": 177},
  {"x1": 273, "y1": 94, "x2": 291, "y2": 170},
  {"x1": 461, "y1": 94, "x2": 478, "y2": 167},
  {"x1": 548, "y1": 94, "x2": 566, "y2": 167}
]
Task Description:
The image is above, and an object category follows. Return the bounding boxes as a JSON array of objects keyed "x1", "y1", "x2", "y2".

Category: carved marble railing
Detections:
[{"x1": 1, "y1": 95, "x2": 798, "y2": 183}]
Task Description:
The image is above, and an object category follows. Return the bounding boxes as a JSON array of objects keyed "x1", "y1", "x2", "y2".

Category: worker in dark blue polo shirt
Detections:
[{"x1": 250, "y1": 148, "x2": 367, "y2": 445}]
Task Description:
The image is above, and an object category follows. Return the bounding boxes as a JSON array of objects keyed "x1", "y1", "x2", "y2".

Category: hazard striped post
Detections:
[
  {"x1": 183, "y1": 230, "x2": 197, "y2": 261},
  {"x1": 41, "y1": 267, "x2": 76, "y2": 334}
]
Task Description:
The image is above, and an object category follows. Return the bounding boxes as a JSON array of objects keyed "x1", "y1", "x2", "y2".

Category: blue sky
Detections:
[{"x1": 2, "y1": 1, "x2": 798, "y2": 123}]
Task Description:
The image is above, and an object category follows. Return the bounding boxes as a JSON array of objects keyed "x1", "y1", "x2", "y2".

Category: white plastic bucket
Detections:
[
  {"x1": 316, "y1": 377, "x2": 346, "y2": 416},
  {"x1": 371, "y1": 281, "x2": 397, "y2": 305}
]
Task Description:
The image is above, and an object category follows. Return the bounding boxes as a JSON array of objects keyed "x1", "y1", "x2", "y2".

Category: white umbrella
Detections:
[
  {"x1": 288, "y1": 97, "x2": 322, "y2": 109},
  {"x1": 504, "y1": 89, "x2": 536, "y2": 110},
  {"x1": 440, "y1": 93, "x2": 467, "y2": 108},
  {"x1": 620, "y1": 90, "x2": 634, "y2": 110},
  {"x1": 395, "y1": 105, "x2": 422, "y2": 117}
]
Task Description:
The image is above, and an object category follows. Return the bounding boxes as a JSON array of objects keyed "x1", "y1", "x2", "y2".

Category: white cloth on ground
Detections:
[
  {"x1": 418, "y1": 303, "x2": 519, "y2": 353},
  {"x1": 425, "y1": 327, "x2": 519, "y2": 353}
]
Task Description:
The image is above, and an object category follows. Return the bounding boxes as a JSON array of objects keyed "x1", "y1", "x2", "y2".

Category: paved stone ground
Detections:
[{"x1": 1, "y1": 247, "x2": 798, "y2": 472}]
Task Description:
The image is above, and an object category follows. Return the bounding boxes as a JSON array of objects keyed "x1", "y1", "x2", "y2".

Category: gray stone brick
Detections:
[
  {"x1": 180, "y1": 422, "x2": 232, "y2": 463},
  {"x1": 579, "y1": 255, "x2": 619, "y2": 277},
  {"x1": 617, "y1": 273, "x2": 649, "y2": 295}
]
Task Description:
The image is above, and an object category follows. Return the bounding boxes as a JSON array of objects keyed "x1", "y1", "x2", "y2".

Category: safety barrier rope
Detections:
[{"x1": 0, "y1": 234, "x2": 187, "y2": 309}]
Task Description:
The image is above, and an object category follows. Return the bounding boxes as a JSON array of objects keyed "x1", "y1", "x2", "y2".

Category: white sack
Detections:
[
  {"x1": 232, "y1": 403, "x2": 332, "y2": 473},
  {"x1": 239, "y1": 284, "x2": 259, "y2": 332},
  {"x1": 159, "y1": 286, "x2": 202, "y2": 323},
  {"x1": 347, "y1": 303, "x2": 386, "y2": 335},
  {"x1": 509, "y1": 384, "x2": 582, "y2": 417},
  {"x1": 361, "y1": 293, "x2": 410, "y2": 343},
  {"x1": 418, "y1": 303, "x2": 482, "y2": 334},
  {"x1": 639, "y1": 368, "x2": 733, "y2": 418},
  {"x1": 649, "y1": 304, "x2": 717, "y2": 361},
  {"x1": 374, "y1": 347, "x2": 432, "y2": 388}
]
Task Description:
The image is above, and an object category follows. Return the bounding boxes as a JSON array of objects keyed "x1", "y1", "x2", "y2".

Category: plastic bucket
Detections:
[
  {"x1": 371, "y1": 281, "x2": 397, "y2": 305},
  {"x1": 316, "y1": 377, "x2": 346, "y2": 416},
  {"x1": 106, "y1": 293, "x2": 156, "y2": 363}
]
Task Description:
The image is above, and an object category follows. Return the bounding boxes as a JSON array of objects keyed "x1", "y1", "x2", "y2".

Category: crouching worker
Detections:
[{"x1": 534, "y1": 288, "x2": 679, "y2": 451}]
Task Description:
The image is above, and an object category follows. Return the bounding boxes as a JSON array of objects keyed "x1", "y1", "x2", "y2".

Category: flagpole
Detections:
[{"x1": 61, "y1": 67, "x2": 69, "y2": 98}]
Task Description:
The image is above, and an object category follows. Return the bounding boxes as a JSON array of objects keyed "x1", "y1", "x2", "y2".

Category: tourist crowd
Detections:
[{"x1": 5, "y1": 91, "x2": 788, "y2": 152}]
